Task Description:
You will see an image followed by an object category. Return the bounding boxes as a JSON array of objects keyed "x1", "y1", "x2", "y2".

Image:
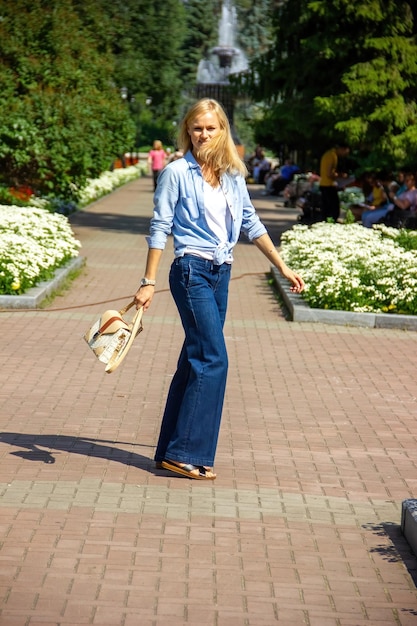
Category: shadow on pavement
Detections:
[
  {"x1": 0, "y1": 432, "x2": 154, "y2": 469},
  {"x1": 68, "y1": 183, "x2": 298, "y2": 243},
  {"x1": 70, "y1": 212, "x2": 152, "y2": 235},
  {"x1": 364, "y1": 521, "x2": 417, "y2": 593}
]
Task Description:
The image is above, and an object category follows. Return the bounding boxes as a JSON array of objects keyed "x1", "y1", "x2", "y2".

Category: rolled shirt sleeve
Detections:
[{"x1": 146, "y1": 166, "x2": 180, "y2": 249}]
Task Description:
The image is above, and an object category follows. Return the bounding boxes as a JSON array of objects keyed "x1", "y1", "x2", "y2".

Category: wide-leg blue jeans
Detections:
[{"x1": 154, "y1": 255, "x2": 231, "y2": 467}]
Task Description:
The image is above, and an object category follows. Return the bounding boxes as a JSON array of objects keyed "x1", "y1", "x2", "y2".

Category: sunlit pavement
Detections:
[{"x1": 1, "y1": 175, "x2": 416, "y2": 625}]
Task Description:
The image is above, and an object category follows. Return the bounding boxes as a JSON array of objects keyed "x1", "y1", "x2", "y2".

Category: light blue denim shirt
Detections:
[{"x1": 147, "y1": 151, "x2": 267, "y2": 263}]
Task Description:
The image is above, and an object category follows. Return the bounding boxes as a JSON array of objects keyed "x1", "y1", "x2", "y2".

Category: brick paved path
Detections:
[{"x1": 1, "y1": 174, "x2": 417, "y2": 625}]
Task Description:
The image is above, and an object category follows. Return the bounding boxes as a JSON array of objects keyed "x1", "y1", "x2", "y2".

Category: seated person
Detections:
[
  {"x1": 253, "y1": 152, "x2": 271, "y2": 184},
  {"x1": 272, "y1": 159, "x2": 300, "y2": 195},
  {"x1": 362, "y1": 170, "x2": 407, "y2": 224},
  {"x1": 382, "y1": 172, "x2": 417, "y2": 228},
  {"x1": 246, "y1": 145, "x2": 264, "y2": 181},
  {"x1": 351, "y1": 174, "x2": 388, "y2": 225},
  {"x1": 262, "y1": 164, "x2": 281, "y2": 195}
]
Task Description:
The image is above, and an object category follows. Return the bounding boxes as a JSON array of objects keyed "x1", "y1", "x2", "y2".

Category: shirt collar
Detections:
[{"x1": 184, "y1": 150, "x2": 200, "y2": 169}]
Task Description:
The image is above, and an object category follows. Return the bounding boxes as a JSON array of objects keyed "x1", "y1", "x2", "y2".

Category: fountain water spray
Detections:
[
  {"x1": 196, "y1": 0, "x2": 248, "y2": 150},
  {"x1": 197, "y1": 0, "x2": 248, "y2": 85}
]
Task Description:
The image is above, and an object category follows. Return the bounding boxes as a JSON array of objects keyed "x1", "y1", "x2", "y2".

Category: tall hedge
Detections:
[{"x1": 0, "y1": 0, "x2": 135, "y2": 198}]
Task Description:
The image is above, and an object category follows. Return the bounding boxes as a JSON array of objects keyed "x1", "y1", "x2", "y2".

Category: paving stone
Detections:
[{"x1": 0, "y1": 178, "x2": 416, "y2": 625}]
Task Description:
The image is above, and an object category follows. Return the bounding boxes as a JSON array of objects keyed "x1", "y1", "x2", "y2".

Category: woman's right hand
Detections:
[{"x1": 134, "y1": 285, "x2": 155, "y2": 311}]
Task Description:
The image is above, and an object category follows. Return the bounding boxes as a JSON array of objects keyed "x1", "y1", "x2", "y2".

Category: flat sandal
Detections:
[{"x1": 161, "y1": 460, "x2": 216, "y2": 480}]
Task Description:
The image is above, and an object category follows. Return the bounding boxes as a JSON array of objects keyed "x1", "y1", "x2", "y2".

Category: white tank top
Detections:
[{"x1": 184, "y1": 181, "x2": 232, "y2": 262}]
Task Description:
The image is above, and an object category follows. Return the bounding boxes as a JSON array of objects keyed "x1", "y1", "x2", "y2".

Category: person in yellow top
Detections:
[
  {"x1": 349, "y1": 173, "x2": 388, "y2": 222},
  {"x1": 319, "y1": 143, "x2": 350, "y2": 221}
]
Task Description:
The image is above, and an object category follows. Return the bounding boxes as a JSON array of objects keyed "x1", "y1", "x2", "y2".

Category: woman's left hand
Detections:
[
  {"x1": 281, "y1": 267, "x2": 305, "y2": 293},
  {"x1": 252, "y1": 234, "x2": 305, "y2": 293}
]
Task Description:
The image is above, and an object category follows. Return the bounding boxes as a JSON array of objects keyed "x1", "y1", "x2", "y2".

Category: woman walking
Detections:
[
  {"x1": 134, "y1": 98, "x2": 304, "y2": 480},
  {"x1": 147, "y1": 140, "x2": 167, "y2": 191}
]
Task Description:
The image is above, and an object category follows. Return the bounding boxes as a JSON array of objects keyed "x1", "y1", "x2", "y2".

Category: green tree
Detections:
[
  {"x1": 80, "y1": 0, "x2": 188, "y2": 147},
  {"x1": 235, "y1": 0, "x2": 272, "y2": 59},
  {"x1": 314, "y1": 1, "x2": 417, "y2": 170},
  {"x1": 246, "y1": 0, "x2": 417, "y2": 170},
  {"x1": 242, "y1": 0, "x2": 326, "y2": 158},
  {"x1": 0, "y1": 0, "x2": 135, "y2": 198},
  {"x1": 180, "y1": 0, "x2": 220, "y2": 85}
]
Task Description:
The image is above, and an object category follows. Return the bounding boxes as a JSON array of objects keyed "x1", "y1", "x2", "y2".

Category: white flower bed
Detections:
[
  {"x1": 0, "y1": 206, "x2": 81, "y2": 294},
  {"x1": 77, "y1": 164, "x2": 146, "y2": 206},
  {"x1": 1, "y1": 163, "x2": 147, "y2": 295},
  {"x1": 280, "y1": 223, "x2": 417, "y2": 315}
]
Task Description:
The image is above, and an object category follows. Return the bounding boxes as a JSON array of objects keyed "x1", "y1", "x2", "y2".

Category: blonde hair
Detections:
[
  {"x1": 153, "y1": 140, "x2": 163, "y2": 150},
  {"x1": 177, "y1": 99, "x2": 247, "y2": 178}
]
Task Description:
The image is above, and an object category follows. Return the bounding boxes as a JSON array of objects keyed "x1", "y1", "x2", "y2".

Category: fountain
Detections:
[{"x1": 195, "y1": 0, "x2": 248, "y2": 153}]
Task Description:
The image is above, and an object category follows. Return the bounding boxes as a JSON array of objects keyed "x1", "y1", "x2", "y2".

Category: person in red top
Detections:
[{"x1": 148, "y1": 140, "x2": 167, "y2": 191}]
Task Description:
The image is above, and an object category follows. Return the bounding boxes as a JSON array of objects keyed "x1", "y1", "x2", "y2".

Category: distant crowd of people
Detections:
[
  {"x1": 246, "y1": 143, "x2": 417, "y2": 229},
  {"x1": 349, "y1": 170, "x2": 417, "y2": 229}
]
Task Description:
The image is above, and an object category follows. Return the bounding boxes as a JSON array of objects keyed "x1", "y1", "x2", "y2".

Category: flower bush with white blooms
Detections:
[
  {"x1": 0, "y1": 206, "x2": 81, "y2": 294},
  {"x1": 77, "y1": 164, "x2": 146, "y2": 207},
  {"x1": 280, "y1": 223, "x2": 417, "y2": 315},
  {"x1": 0, "y1": 164, "x2": 146, "y2": 295}
]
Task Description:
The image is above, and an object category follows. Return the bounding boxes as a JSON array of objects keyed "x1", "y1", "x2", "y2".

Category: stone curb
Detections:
[
  {"x1": 0, "y1": 256, "x2": 84, "y2": 310},
  {"x1": 402, "y1": 500, "x2": 417, "y2": 556},
  {"x1": 0, "y1": 173, "x2": 146, "y2": 312},
  {"x1": 271, "y1": 266, "x2": 417, "y2": 331}
]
